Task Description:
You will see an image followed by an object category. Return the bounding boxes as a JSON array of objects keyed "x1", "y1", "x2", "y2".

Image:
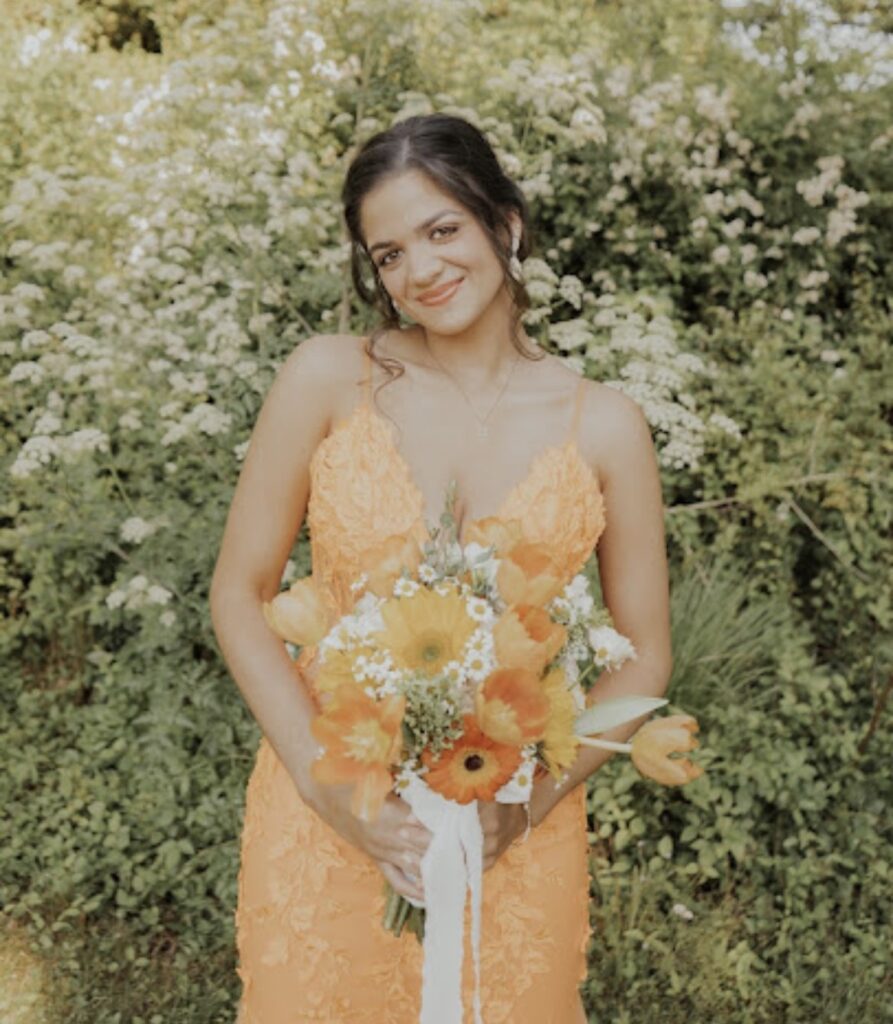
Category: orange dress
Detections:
[{"x1": 234, "y1": 349, "x2": 606, "y2": 1023}]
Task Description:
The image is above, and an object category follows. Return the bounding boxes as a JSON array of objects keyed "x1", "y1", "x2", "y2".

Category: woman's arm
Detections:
[
  {"x1": 209, "y1": 334, "x2": 337, "y2": 800},
  {"x1": 529, "y1": 385, "x2": 673, "y2": 828}
]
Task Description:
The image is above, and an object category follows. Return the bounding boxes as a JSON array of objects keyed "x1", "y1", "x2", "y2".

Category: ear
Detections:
[{"x1": 497, "y1": 209, "x2": 522, "y2": 256}]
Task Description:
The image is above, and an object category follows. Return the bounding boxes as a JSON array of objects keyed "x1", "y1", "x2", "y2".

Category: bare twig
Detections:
[
  {"x1": 664, "y1": 470, "x2": 862, "y2": 514},
  {"x1": 786, "y1": 496, "x2": 871, "y2": 583},
  {"x1": 857, "y1": 673, "x2": 893, "y2": 757}
]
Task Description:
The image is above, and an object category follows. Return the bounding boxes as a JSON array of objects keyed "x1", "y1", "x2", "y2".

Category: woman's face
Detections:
[{"x1": 359, "y1": 168, "x2": 515, "y2": 333}]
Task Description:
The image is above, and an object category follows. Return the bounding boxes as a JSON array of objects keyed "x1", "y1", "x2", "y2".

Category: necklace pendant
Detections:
[{"x1": 477, "y1": 422, "x2": 489, "y2": 438}]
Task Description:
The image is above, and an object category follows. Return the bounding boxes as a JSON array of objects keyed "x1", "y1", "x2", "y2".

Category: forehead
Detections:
[{"x1": 359, "y1": 169, "x2": 465, "y2": 245}]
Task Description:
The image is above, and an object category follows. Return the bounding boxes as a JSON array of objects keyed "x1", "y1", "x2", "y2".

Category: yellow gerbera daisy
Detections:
[{"x1": 377, "y1": 585, "x2": 477, "y2": 676}]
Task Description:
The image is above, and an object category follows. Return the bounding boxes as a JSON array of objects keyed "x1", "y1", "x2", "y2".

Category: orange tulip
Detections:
[
  {"x1": 310, "y1": 685, "x2": 406, "y2": 822},
  {"x1": 475, "y1": 667, "x2": 550, "y2": 746},
  {"x1": 496, "y1": 541, "x2": 565, "y2": 608},
  {"x1": 630, "y1": 714, "x2": 703, "y2": 786},
  {"x1": 262, "y1": 576, "x2": 332, "y2": 646},
  {"x1": 492, "y1": 604, "x2": 567, "y2": 676},
  {"x1": 357, "y1": 530, "x2": 423, "y2": 598},
  {"x1": 422, "y1": 715, "x2": 521, "y2": 804}
]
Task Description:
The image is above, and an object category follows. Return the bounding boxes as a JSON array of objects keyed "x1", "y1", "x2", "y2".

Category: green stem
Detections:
[{"x1": 577, "y1": 736, "x2": 633, "y2": 753}]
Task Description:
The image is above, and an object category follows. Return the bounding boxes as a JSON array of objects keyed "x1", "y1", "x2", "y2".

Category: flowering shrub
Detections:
[{"x1": 1, "y1": 1, "x2": 890, "y2": 1021}]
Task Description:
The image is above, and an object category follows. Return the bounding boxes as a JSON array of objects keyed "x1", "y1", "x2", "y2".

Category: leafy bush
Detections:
[{"x1": 1, "y1": 0, "x2": 890, "y2": 1020}]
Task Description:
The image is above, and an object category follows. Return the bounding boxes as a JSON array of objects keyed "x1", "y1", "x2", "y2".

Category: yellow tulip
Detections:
[
  {"x1": 630, "y1": 714, "x2": 703, "y2": 786},
  {"x1": 262, "y1": 576, "x2": 331, "y2": 646}
]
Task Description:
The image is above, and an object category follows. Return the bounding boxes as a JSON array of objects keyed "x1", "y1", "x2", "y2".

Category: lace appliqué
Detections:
[{"x1": 235, "y1": 398, "x2": 604, "y2": 1022}]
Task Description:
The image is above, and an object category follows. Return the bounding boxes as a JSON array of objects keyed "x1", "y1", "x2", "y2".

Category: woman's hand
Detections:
[
  {"x1": 478, "y1": 801, "x2": 527, "y2": 872},
  {"x1": 304, "y1": 777, "x2": 431, "y2": 904}
]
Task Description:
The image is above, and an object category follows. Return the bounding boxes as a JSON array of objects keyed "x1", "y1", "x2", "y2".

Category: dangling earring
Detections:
[{"x1": 508, "y1": 236, "x2": 524, "y2": 283}]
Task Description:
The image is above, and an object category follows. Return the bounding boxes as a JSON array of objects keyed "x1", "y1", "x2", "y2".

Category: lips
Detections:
[{"x1": 417, "y1": 278, "x2": 464, "y2": 305}]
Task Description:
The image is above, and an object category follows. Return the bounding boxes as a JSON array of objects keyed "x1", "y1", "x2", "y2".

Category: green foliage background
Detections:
[{"x1": 1, "y1": 1, "x2": 891, "y2": 1021}]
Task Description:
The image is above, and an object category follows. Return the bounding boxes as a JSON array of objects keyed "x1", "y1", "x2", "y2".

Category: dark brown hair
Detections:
[{"x1": 340, "y1": 112, "x2": 544, "y2": 401}]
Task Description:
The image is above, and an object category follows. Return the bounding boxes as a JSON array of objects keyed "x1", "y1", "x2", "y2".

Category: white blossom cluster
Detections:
[
  {"x1": 119, "y1": 516, "x2": 160, "y2": 544},
  {"x1": 10, "y1": 428, "x2": 110, "y2": 479},
  {"x1": 585, "y1": 300, "x2": 739, "y2": 470},
  {"x1": 105, "y1": 574, "x2": 173, "y2": 612}
]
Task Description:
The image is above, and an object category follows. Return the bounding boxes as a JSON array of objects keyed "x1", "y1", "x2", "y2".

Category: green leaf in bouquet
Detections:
[{"x1": 574, "y1": 696, "x2": 668, "y2": 736}]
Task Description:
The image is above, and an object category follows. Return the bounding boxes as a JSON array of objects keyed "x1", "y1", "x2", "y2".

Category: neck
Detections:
[{"x1": 417, "y1": 291, "x2": 535, "y2": 388}]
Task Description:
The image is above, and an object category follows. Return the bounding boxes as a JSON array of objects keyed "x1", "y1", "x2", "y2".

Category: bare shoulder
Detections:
[
  {"x1": 279, "y1": 332, "x2": 366, "y2": 385},
  {"x1": 275, "y1": 332, "x2": 368, "y2": 409},
  {"x1": 576, "y1": 376, "x2": 656, "y2": 491}
]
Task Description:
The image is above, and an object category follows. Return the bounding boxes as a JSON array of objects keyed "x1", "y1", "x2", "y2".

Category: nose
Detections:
[{"x1": 406, "y1": 243, "x2": 443, "y2": 288}]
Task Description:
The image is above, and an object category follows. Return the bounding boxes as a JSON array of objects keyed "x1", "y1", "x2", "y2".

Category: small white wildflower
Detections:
[
  {"x1": 441, "y1": 660, "x2": 464, "y2": 685},
  {"x1": 146, "y1": 584, "x2": 172, "y2": 605},
  {"x1": 393, "y1": 577, "x2": 420, "y2": 597},
  {"x1": 587, "y1": 625, "x2": 637, "y2": 670},
  {"x1": 417, "y1": 563, "x2": 437, "y2": 583},
  {"x1": 159, "y1": 610, "x2": 176, "y2": 628},
  {"x1": 671, "y1": 903, "x2": 694, "y2": 922},
  {"x1": 105, "y1": 589, "x2": 126, "y2": 610},
  {"x1": 465, "y1": 595, "x2": 493, "y2": 623},
  {"x1": 463, "y1": 648, "x2": 493, "y2": 683},
  {"x1": 120, "y1": 516, "x2": 157, "y2": 544}
]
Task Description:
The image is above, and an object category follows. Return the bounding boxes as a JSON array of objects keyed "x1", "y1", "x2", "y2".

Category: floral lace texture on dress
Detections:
[{"x1": 234, "y1": 374, "x2": 606, "y2": 1024}]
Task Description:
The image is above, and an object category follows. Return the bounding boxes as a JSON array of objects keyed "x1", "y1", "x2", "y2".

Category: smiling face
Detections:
[{"x1": 359, "y1": 168, "x2": 518, "y2": 334}]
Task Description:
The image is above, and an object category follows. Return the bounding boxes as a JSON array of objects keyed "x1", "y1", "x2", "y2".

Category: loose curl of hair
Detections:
[{"x1": 340, "y1": 112, "x2": 544, "y2": 405}]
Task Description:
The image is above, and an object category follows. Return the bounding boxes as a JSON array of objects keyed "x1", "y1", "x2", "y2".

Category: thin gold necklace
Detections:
[{"x1": 422, "y1": 336, "x2": 522, "y2": 439}]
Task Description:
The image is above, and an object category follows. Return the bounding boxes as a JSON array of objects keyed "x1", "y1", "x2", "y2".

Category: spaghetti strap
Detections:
[{"x1": 568, "y1": 375, "x2": 586, "y2": 442}]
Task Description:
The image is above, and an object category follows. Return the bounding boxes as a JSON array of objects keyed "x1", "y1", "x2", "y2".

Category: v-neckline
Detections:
[{"x1": 350, "y1": 399, "x2": 596, "y2": 546}]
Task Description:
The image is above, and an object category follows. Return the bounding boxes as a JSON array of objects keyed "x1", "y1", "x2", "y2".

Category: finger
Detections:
[
  {"x1": 378, "y1": 858, "x2": 425, "y2": 904},
  {"x1": 397, "y1": 824, "x2": 433, "y2": 857}
]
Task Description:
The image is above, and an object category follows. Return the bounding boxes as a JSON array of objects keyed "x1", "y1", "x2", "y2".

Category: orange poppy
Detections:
[
  {"x1": 422, "y1": 715, "x2": 522, "y2": 804},
  {"x1": 492, "y1": 603, "x2": 567, "y2": 676},
  {"x1": 496, "y1": 541, "x2": 565, "y2": 608},
  {"x1": 630, "y1": 714, "x2": 703, "y2": 787},
  {"x1": 310, "y1": 685, "x2": 406, "y2": 821},
  {"x1": 475, "y1": 667, "x2": 550, "y2": 746}
]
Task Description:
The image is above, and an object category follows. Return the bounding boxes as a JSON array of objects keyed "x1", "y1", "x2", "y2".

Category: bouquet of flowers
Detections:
[{"x1": 263, "y1": 485, "x2": 702, "y2": 1024}]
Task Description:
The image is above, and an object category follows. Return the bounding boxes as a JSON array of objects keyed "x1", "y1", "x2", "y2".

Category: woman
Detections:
[{"x1": 210, "y1": 113, "x2": 671, "y2": 1023}]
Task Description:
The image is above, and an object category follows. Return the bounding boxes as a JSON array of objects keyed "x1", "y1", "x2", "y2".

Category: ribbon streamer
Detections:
[{"x1": 399, "y1": 776, "x2": 485, "y2": 1024}]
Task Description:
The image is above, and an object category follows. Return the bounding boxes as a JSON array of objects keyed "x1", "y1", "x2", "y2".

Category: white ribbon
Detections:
[
  {"x1": 399, "y1": 776, "x2": 485, "y2": 1024},
  {"x1": 397, "y1": 753, "x2": 535, "y2": 1024}
]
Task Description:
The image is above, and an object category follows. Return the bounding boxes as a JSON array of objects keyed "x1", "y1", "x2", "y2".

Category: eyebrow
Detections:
[{"x1": 367, "y1": 208, "x2": 462, "y2": 255}]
